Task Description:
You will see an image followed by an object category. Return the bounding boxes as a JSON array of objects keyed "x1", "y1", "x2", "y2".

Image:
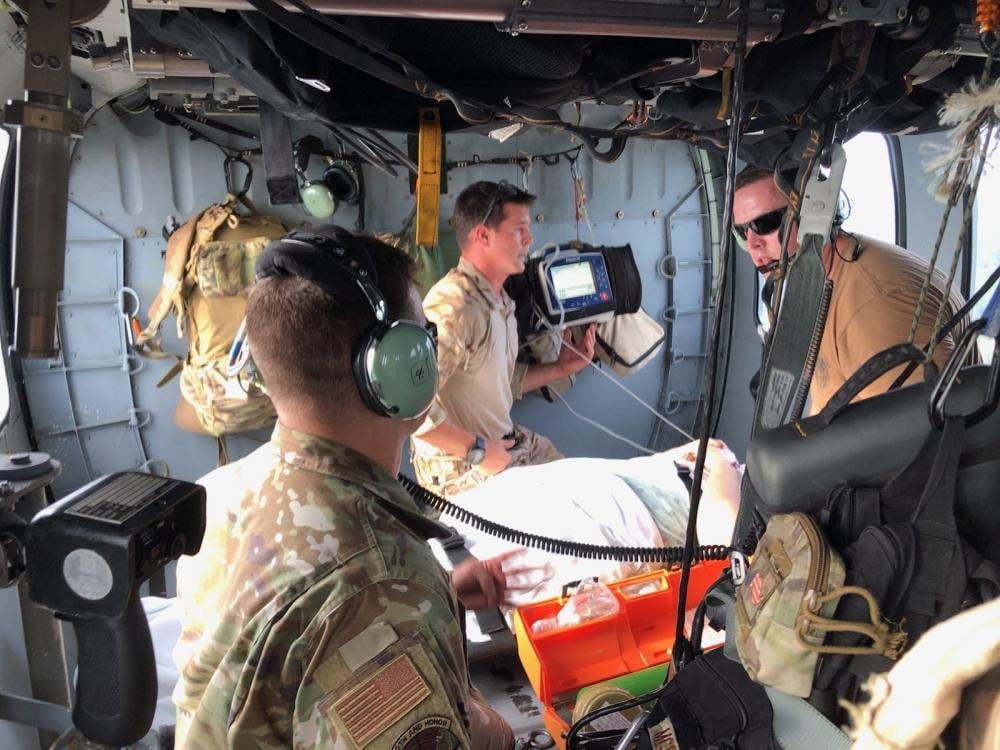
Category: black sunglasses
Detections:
[
  {"x1": 479, "y1": 180, "x2": 524, "y2": 226},
  {"x1": 733, "y1": 207, "x2": 787, "y2": 241}
]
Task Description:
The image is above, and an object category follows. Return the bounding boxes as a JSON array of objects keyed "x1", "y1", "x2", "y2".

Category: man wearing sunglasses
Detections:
[
  {"x1": 733, "y1": 164, "x2": 967, "y2": 414},
  {"x1": 412, "y1": 180, "x2": 597, "y2": 496}
]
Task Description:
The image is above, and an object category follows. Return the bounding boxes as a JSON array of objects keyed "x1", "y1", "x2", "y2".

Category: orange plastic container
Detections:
[{"x1": 513, "y1": 561, "x2": 726, "y2": 747}]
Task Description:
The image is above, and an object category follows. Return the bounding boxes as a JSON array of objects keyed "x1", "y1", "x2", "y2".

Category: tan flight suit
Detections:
[
  {"x1": 809, "y1": 235, "x2": 967, "y2": 415},
  {"x1": 173, "y1": 423, "x2": 512, "y2": 749},
  {"x1": 412, "y1": 257, "x2": 562, "y2": 496}
]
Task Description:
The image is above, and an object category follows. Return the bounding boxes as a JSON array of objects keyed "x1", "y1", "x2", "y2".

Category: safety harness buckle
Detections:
[{"x1": 796, "y1": 143, "x2": 847, "y2": 245}]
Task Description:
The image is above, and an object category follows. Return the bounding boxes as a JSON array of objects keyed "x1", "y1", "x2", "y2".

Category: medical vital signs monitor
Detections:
[{"x1": 538, "y1": 249, "x2": 616, "y2": 326}]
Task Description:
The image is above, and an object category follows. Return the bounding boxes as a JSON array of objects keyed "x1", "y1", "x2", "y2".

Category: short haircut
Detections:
[
  {"x1": 734, "y1": 164, "x2": 779, "y2": 192},
  {"x1": 245, "y1": 230, "x2": 417, "y2": 411},
  {"x1": 452, "y1": 180, "x2": 536, "y2": 248},
  {"x1": 733, "y1": 164, "x2": 847, "y2": 225}
]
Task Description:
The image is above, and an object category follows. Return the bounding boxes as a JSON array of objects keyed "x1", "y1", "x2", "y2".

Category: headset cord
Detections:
[{"x1": 398, "y1": 475, "x2": 730, "y2": 565}]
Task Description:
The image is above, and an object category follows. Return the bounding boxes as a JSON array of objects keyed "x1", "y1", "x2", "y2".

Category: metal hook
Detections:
[
  {"x1": 929, "y1": 318, "x2": 999, "y2": 429},
  {"x1": 225, "y1": 155, "x2": 253, "y2": 197}
]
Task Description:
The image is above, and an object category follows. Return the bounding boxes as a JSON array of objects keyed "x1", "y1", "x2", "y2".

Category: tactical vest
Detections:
[
  {"x1": 136, "y1": 194, "x2": 287, "y2": 436},
  {"x1": 742, "y1": 345, "x2": 1000, "y2": 721}
]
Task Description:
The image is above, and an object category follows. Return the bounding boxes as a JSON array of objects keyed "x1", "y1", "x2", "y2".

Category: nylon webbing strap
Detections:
[
  {"x1": 437, "y1": 531, "x2": 509, "y2": 638},
  {"x1": 754, "y1": 234, "x2": 830, "y2": 433},
  {"x1": 258, "y1": 100, "x2": 300, "y2": 205},
  {"x1": 732, "y1": 234, "x2": 831, "y2": 547},
  {"x1": 765, "y1": 687, "x2": 852, "y2": 750}
]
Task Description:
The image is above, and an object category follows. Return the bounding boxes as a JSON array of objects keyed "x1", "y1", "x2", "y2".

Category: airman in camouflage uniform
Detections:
[
  {"x1": 412, "y1": 181, "x2": 595, "y2": 496},
  {"x1": 173, "y1": 227, "x2": 514, "y2": 749}
]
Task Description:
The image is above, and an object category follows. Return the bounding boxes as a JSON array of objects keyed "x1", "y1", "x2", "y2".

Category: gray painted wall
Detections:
[{"x1": 31, "y1": 106, "x2": 712, "y2": 491}]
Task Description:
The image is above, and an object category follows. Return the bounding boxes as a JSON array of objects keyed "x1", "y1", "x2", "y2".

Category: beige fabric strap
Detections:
[{"x1": 796, "y1": 585, "x2": 907, "y2": 659}]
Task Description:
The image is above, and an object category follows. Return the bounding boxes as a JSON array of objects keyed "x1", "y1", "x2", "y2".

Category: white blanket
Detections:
[{"x1": 429, "y1": 443, "x2": 742, "y2": 609}]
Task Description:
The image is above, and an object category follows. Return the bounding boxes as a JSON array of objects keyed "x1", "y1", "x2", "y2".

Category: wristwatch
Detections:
[{"x1": 464, "y1": 436, "x2": 486, "y2": 465}]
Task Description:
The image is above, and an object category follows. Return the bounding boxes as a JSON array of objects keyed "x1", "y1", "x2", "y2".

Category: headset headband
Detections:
[{"x1": 256, "y1": 230, "x2": 386, "y2": 321}]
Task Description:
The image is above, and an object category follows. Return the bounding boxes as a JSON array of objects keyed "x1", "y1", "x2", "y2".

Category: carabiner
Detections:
[
  {"x1": 929, "y1": 317, "x2": 999, "y2": 429},
  {"x1": 224, "y1": 154, "x2": 253, "y2": 196},
  {"x1": 797, "y1": 142, "x2": 847, "y2": 245}
]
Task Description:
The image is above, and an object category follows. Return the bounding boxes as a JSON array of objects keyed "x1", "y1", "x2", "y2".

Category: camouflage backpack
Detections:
[
  {"x1": 136, "y1": 194, "x2": 287, "y2": 436},
  {"x1": 733, "y1": 512, "x2": 906, "y2": 698}
]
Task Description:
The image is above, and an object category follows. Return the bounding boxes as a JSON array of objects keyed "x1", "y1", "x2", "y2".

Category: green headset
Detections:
[
  {"x1": 293, "y1": 137, "x2": 361, "y2": 220},
  {"x1": 228, "y1": 228, "x2": 439, "y2": 420}
]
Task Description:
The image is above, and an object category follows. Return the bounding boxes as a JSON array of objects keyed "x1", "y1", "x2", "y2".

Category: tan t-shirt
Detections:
[
  {"x1": 413, "y1": 257, "x2": 527, "y2": 452},
  {"x1": 809, "y1": 235, "x2": 967, "y2": 414}
]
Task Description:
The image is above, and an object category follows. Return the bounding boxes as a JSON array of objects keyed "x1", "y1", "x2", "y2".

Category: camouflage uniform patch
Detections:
[
  {"x1": 734, "y1": 512, "x2": 846, "y2": 698},
  {"x1": 391, "y1": 717, "x2": 461, "y2": 749},
  {"x1": 194, "y1": 237, "x2": 269, "y2": 297}
]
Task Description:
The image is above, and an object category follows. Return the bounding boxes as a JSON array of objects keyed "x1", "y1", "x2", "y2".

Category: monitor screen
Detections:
[{"x1": 550, "y1": 261, "x2": 597, "y2": 300}]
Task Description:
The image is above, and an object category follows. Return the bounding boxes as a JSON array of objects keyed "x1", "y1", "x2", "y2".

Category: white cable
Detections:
[
  {"x1": 529, "y1": 241, "x2": 560, "y2": 260},
  {"x1": 558, "y1": 330, "x2": 696, "y2": 442},
  {"x1": 549, "y1": 389, "x2": 657, "y2": 455},
  {"x1": 530, "y1": 245, "x2": 696, "y2": 450}
]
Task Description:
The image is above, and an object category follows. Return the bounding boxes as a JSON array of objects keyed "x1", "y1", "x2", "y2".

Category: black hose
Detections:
[
  {"x1": 398, "y1": 475, "x2": 730, "y2": 565},
  {"x1": 580, "y1": 135, "x2": 629, "y2": 164},
  {"x1": 670, "y1": 0, "x2": 751, "y2": 670}
]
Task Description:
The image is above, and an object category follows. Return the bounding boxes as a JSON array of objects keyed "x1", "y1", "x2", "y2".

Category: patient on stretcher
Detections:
[
  {"x1": 145, "y1": 438, "x2": 739, "y2": 730},
  {"x1": 427, "y1": 438, "x2": 742, "y2": 609}
]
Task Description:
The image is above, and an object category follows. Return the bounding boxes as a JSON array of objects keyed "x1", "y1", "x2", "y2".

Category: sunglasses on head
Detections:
[
  {"x1": 479, "y1": 180, "x2": 524, "y2": 226},
  {"x1": 733, "y1": 207, "x2": 787, "y2": 242}
]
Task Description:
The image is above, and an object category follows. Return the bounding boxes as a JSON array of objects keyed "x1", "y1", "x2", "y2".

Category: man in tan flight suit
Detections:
[
  {"x1": 173, "y1": 227, "x2": 519, "y2": 749},
  {"x1": 733, "y1": 165, "x2": 967, "y2": 414},
  {"x1": 412, "y1": 180, "x2": 597, "y2": 496}
]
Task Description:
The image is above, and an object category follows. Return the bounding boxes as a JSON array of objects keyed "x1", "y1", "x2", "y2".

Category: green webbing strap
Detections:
[
  {"x1": 732, "y1": 234, "x2": 831, "y2": 548},
  {"x1": 765, "y1": 687, "x2": 852, "y2": 750},
  {"x1": 753, "y1": 233, "x2": 830, "y2": 432},
  {"x1": 733, "y1": 144, "x2": 847, "y2": 549}
]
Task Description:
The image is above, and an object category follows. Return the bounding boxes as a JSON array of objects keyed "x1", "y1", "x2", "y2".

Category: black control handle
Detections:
[{"x1": 71, "y1": 595, "x2": 157, "y2": 747}]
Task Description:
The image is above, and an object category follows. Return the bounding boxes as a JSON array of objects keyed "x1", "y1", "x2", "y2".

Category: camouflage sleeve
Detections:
[{"x1": 228, "y1": 579, "x2": 474, "y2": 750}]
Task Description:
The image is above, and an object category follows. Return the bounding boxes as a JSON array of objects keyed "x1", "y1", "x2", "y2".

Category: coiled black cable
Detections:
[{"x1": 398, "y1": 474, "x2": 731, "y2": 565}]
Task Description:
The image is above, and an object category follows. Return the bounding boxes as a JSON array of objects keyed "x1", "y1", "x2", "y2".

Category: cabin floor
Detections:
[{"x1": 472, "y1": 658, "x2": 552, "y2": 746}]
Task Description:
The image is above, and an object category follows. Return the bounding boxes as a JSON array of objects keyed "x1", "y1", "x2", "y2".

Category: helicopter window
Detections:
[
  {"x1": 841, "y1": 132, "x2": 897, "y2": 245},
  {"x1": 972, "y1": 151, "x2": 1000, "y2": 362}
]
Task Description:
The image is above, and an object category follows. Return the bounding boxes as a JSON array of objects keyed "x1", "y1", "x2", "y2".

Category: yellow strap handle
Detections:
[{"x1": 416, "y1": 108, "x2": 442, "y2": 246}]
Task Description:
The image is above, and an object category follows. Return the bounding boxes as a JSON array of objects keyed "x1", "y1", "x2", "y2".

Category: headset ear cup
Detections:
[
  {"x1": 352, "y1": 321, "x2": 438, "y2": 419},
  {"x1": 322, "y1": 162, "x2": 360, "y2": 205},
  {"x1": 352, "y1": 323, "x2": 394, "y2": 417},
  {"x1": 300, "y1": 181, "x2": 338, "y2": 219}
]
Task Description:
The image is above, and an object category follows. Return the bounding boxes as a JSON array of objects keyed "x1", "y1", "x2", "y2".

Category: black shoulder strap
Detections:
[
  {"x1": 813, "y1": 343, "x2": 927, "y2": 428},
  {"x1": 258, "y1": 100, "x2": 300, "y2": 205},
  {"x1": 882, "y1": 416, "x2": 968, "y2": 641},
  {"x1": 437, "y1": 530, "x2": 513, "y2": 661}
]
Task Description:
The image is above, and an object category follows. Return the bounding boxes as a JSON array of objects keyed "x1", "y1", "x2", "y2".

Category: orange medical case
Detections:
[{"x1": 513, "y1": 561, "x2": 726, "y2": 747}]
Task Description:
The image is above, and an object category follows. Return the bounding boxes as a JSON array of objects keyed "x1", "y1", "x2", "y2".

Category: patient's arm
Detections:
[{"x1": 664, "y1": 439, "x2": 742, "y2": 545}]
